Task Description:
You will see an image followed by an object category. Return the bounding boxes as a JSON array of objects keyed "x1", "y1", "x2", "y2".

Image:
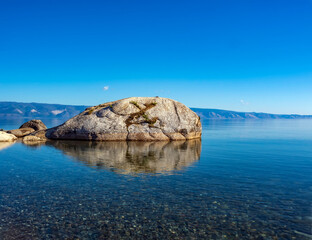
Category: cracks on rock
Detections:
[
  {"x1": 179, "y1": 128, "x2": 188, "y2": 137},
  {"x1": 148, "y1": 132, "x2": 155, "y2": 140},
  {"x1": 110, "y1": 106, "x2": 129, "y2": 117},
  {"x1": 86, "y1": 101, "x2": 127, "y2": 117},
  {"x1": 81, "y1": 98, "x2": 199, "y2": 141},
  {"x1": 86, "y1": 103, "x2": 111, "y2": 115},
  {"x1": 173, "y1": 101, "x2": 181, "y2": 123},
  {"x1": 126, "y1": 123, "x2": 130, "y2": 140},
  {"x1": 101, "y1": 101, "x2": 159, "y2": 140},
  {"x1": 195, "y1": 118, "x2": 200, "y2": 126},
  {"x1": 106, "y1": 107, "x2": 127, "y2": 118},
  {"x1": 152, "y1": 118, "x2": 174, "y2": 140},
  {"x1": 159, "y1": 127, "x2": 171, "y2": 140}
]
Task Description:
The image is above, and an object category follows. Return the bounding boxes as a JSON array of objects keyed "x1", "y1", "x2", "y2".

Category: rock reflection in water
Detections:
[
  {"x1": 0, "y1": 142, "x2": 15, "y2": 151},
  {"x1": 46, "y1": 140, "x2": 201, "y2": 175}
]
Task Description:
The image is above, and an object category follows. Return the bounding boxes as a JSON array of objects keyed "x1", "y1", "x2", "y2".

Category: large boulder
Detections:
[
  {"x1": 44, "y1": 97, "x2": 202, "y2": 141},
  {"x1": 19, "y1": 119, "x2": 47, "y2": 131},
  {"x1": 0, "y1": 131, "x2": 17, "y2": 142}
]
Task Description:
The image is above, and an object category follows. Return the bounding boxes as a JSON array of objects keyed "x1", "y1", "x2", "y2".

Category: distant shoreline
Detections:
[{"x1": 1, "y1": 101, "x2": 311, "y2": 120}]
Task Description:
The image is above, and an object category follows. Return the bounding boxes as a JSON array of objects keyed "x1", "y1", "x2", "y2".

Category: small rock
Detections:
[
  {"x1": 23, "y1": 135, "x2": 45, "y2": 142},
  {"x1": 6, "y1": 128, "x2": 35, "y2": 137},
  {"x1": 0, "y1": 131, "x2": 17, "y2": 142},
  {"x1": 19, "y1": 119, "x2": 47, "y2": 131}
]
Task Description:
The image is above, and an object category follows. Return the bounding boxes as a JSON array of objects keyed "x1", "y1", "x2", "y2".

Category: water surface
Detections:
[{"x1": 0, "y1": 119, "x2": 311, "y2": 239}]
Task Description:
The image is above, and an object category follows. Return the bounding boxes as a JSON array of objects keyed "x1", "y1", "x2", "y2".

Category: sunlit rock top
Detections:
[{"x1": 43, "y1": 97, "x2": 202, "y2": 141}]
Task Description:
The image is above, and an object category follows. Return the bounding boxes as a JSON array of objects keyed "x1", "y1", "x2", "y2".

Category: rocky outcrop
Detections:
[
  {"x1": 0, "y1": 131, "x2": 17, "y2": 142},
  {"x1": 6, "y1": 128, "x2": 35, "y2": 137},
  {"x1": 42, "y1": 139, "x2": 201, "y2": 174},
  {"x1": 44, "y1": 97, "x2": 202, "y2": 141},
  {"x1": 19, "y1": 119, "x2": 47, "y2": 131},
  {"x1": 23, "y1": 135, "x2": 45, "y2": 142},
  {"x1": 27, "y1": 129, "x2": 49, "y2": 141},
  {"x1": 5, "y1": 120, "x2": 47, "y2": 138}
]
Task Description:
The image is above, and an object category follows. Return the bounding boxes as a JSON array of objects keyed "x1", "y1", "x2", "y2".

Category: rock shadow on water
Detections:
[{"x1": 44, "y1": 139, "x2": 202, "y2": 175}]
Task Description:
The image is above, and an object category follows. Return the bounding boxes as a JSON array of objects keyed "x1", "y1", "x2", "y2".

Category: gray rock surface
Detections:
[
  {"x1": 44, "y1": 97, "x2": 202, "y2": 141},
  {"x1": 19, "y1": 119, "x2": 47, "y2": 131}
]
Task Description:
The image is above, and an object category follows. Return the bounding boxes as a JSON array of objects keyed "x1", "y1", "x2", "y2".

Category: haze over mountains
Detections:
[
  {"x1": 0, "y1": 101, "x2": 311, "y2": 120},
  {"x1": 192, "y1": 108, "x2": 312, "y2": 120},
  {"x1": 0, "y1": 102, "x2": 86, "y2": 119}
]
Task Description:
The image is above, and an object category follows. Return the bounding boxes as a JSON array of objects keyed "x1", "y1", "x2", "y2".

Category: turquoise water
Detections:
[{"x1": 0, "y1": 119, "x2": 312, "y2": 239}]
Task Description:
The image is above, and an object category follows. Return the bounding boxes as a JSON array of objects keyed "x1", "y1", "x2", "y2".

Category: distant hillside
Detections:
[
  {"x1": 0, "y1": 102, "x2": 311, "y2": 120},
  {"x1": 0, "y1": 102, "x2": 87, "y2": 119},
  {"x1": 192, "y1": 108, "x2": 312, "y2": 120}
]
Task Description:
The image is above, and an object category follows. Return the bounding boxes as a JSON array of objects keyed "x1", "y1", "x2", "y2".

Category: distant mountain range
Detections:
[
  {"x1": 0, "y1": 102, "x2": 87, "y2": 119},
  {"x1": 0, "y1": 101, "x2": 311, "y2": 120},
  {"x1": 192, "y1": 108, "x2": 312, "y2": 120}
]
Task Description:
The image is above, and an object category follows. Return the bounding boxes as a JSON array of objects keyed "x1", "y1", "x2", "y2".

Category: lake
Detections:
[{"x1": 0, "y1": 119, "x2": 312, "y2": 239}]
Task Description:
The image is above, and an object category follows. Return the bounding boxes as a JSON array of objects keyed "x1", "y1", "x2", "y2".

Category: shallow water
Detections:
[{"x1": 0, "y1": 119, "x2": 312, "y2": 239}]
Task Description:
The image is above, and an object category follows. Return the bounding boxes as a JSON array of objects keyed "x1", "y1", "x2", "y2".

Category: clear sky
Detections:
[{"x1": 0, "y1": 0, "x2": 312, "y2": 114}]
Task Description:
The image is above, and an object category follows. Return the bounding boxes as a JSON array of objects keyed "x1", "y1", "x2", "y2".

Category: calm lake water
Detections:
[{"x1": 0, "y1": 119, "x2": 312, "y2": 239}]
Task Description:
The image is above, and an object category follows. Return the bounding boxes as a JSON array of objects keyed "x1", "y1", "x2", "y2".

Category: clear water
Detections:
[{"x1": 0, "y1": 119, "x2": 312, "y2": 239}]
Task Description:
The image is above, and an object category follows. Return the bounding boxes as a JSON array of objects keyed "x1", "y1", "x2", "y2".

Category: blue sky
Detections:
[{"x1": 0, "y1": 0, "x2": 311, "y2": 114}]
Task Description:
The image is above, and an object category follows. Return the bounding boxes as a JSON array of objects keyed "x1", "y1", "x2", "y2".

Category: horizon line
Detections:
[{"x1": 0, "y1": 100, "x2": 311, "y2": 116}]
